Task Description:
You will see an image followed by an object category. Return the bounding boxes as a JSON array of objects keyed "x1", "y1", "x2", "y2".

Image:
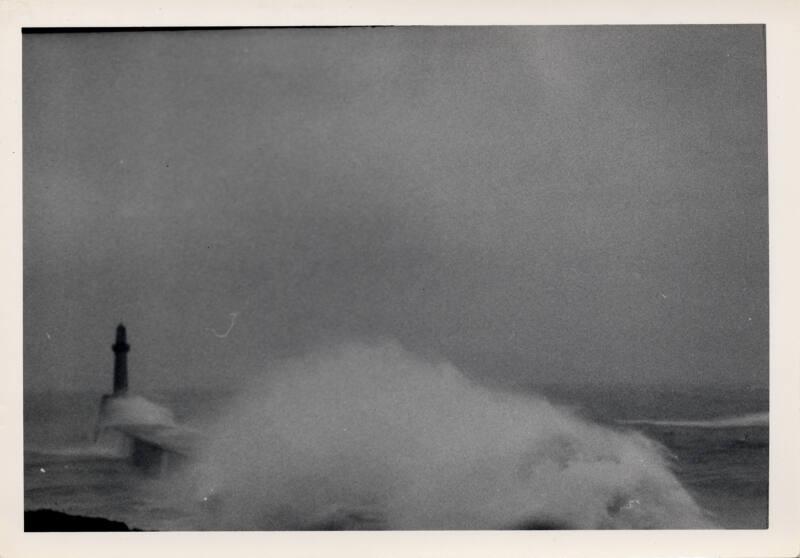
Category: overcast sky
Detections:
[{"x1": 23, "y1": 26, "x2": 768, "y2": 392}]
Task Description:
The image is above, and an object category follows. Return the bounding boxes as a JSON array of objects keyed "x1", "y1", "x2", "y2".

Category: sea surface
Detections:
[{"x1": 24, "y1": 383, "x2": 768, "y2": 531}]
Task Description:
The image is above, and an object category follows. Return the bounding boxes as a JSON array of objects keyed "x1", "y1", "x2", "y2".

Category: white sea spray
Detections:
[{"x1": 191, "y1": 340, "x2": 712, "y2": 530}]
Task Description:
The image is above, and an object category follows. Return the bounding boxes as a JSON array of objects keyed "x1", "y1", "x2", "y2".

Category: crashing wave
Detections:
[{"x1": 188, "y1": 341, "x2": 713, "y2": 530}]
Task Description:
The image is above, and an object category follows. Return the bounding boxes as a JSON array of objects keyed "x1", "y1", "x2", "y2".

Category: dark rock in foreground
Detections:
[{"x1": 25, "y1": 509, "x2": 143, "y2": 532}]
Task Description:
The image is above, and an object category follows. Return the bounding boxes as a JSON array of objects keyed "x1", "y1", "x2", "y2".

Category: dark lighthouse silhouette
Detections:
[
  {"x1": 112, "y1": 323, "x2": 130, "y2": 395},
  {"x1": 95, "y1": 324, "x2": 200, "y2": 475}
]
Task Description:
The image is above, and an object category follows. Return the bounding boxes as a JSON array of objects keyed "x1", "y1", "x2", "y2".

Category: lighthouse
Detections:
[
  {"x1": 111, "y1": 323, "x2": 130, "y2": 395},
  {"x1": 95, "y1": 323, "x2": 201, "y2": 475}
]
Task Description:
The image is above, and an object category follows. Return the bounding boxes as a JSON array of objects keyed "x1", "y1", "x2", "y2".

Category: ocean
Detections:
[{"x1": 24, "y1": 377, "x2": 768, "y2": 531}]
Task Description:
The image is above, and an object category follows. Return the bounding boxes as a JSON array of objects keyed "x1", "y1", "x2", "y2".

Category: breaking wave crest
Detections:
[
  {"x1": 26, "y1": 443, "x2": 128, "y2": 460},
  {"x1": 617, "y1": 412, "x2": 768, "y2": 429},
  {"x1": 29, "y1": 396, "x2": 180, "y2": 460},
  {"x1": 192, "y1": 341, "x2": 712, "y2": 530},
  {"x1": 96, "y1": 394, "x2": 177, "y2": 430},
  {"x1": 92, "y1": 394, "x2": 180, "y2": 457}
]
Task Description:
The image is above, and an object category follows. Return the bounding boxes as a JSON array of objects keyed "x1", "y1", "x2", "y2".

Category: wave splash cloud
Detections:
[{"x1": 190, "y1": 341, "x2": 712, "y2": 530}]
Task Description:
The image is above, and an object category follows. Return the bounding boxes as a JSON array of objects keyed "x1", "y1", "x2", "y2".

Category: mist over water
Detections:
[{"x1": 190, "y1": 341, "x2": 712, "y2": 530}]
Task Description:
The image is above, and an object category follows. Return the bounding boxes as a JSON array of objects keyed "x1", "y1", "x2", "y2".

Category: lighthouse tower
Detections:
[
  {"x1": 96, "y1": 323, "x2": 200, "y2": 474},
  {"x1": 111, "y1": 323, "x2": 130, "y2": 395}
]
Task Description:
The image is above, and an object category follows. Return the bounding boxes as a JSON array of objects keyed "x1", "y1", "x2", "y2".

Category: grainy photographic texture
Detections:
[{"x1": 23, "y1": 26, "x2": 768, "y2": 531}]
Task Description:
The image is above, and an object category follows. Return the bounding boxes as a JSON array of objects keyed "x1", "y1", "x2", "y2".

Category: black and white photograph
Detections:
[{"x1": 21, "y1": 24, "x2": 772, "y2": 534}]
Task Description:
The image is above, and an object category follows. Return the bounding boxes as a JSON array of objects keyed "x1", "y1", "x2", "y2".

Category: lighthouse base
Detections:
[{"x1": 95, "y1": 393, "x2": 201, "y2": 476}]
